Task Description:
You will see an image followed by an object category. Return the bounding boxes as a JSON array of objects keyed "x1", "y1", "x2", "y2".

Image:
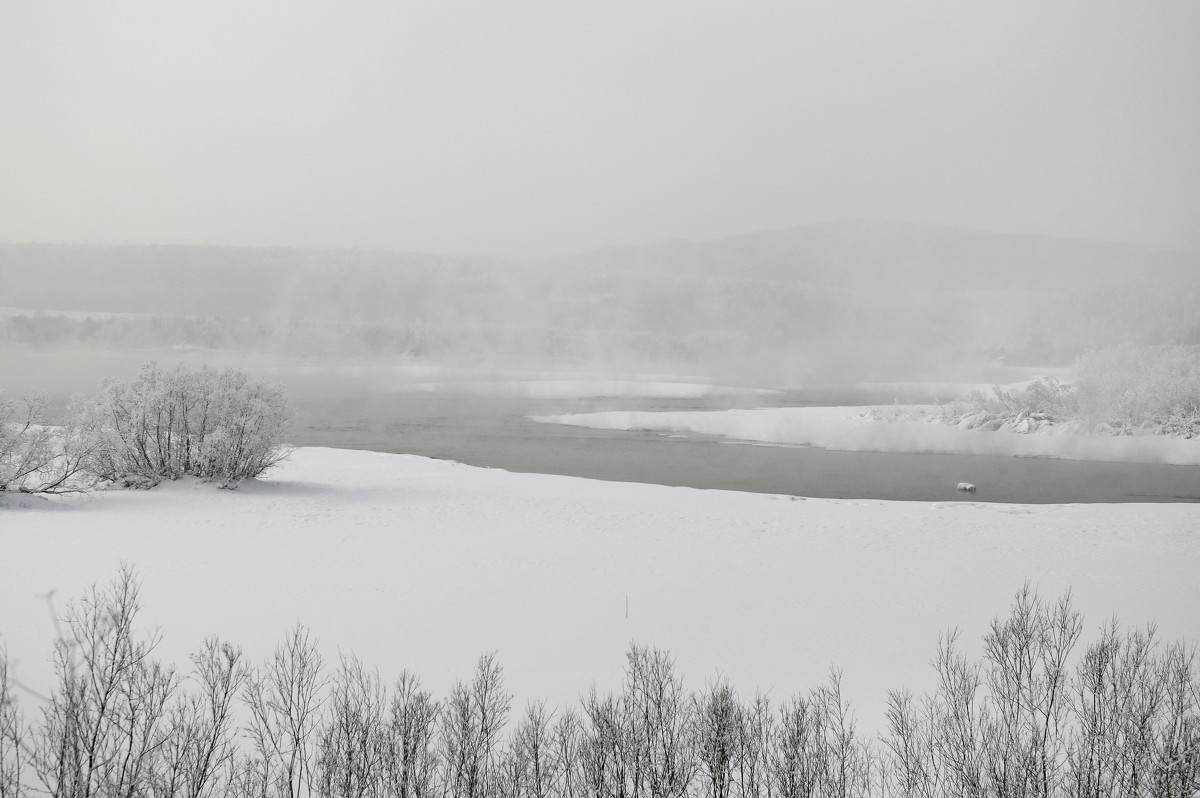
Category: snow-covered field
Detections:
[
  {"x1": 535, "y1": 405, "x2": 1200, "y2": 465},
  {"x1": 2, "y1": 446, "x2": 1197, "y2": 734}
]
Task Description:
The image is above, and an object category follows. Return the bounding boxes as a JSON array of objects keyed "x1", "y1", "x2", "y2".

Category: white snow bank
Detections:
[
  {"x1": 534, "y1": 406, "x2": 1200, "y2": 465},
  {"x1": 2, "y1": 447, "x2": 1197, "y2": 735}
]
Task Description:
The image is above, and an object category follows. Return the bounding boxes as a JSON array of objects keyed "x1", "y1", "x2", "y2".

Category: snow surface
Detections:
[
  {"x1": 534, "y1": 406, "x2": 1200, "y2": 465},
  {"x1": 2, "y1": 447, "x2": 1198, "y2": 735}
]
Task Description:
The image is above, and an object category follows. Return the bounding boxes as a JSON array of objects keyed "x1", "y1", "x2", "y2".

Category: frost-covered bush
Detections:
[
  {"x1": 950, "y1": 377, "x2": 1081, "y2": 433},
  {"x1": 944, "y1": 344, "x2": 1200, "y2": 437},
  {"x1": 1074, "y1": 343, "x2": 1200, "y2": 434},
  {"x1": 969, "y1": 376, "x2": 1078, "y2": 418},
  {"x1": 0, "y1": 391, "x2": 88, "y2": 493},
  {"x1": 79, "y1": 362, "x2": 292, "y2": 487},
  {"x1": 0, "y1": 392, "x2": 53, "y2": 491}
]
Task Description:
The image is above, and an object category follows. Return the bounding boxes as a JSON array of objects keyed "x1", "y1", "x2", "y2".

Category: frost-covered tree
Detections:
[
  {"x1": 78, "y1": 362, "x2": 292, "y2": 487},
  {"x1": 0, "y1": 391, "x2": 90, "y2": 494}
]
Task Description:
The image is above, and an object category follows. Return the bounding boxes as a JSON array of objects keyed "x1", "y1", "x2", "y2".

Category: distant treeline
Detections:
[
  {"x1": 0, "y1": 311, "x2": 767, "y2": 365},
  {"x1": 3, "y1": 224, "x2": 1200, "y2": 380},
  {"x1": 0, "y1": 571, "x2": 1196, "y2": 797}
]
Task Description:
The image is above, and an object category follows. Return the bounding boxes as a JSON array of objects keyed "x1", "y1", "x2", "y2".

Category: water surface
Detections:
[{"x1": 288, "y1": 385, "x2": 1200, "y2": 504}]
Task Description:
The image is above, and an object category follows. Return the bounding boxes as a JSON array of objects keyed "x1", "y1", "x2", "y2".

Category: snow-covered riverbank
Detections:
[{"x1": 2, "y1": 446, "x2": 1197, "y2": 734}]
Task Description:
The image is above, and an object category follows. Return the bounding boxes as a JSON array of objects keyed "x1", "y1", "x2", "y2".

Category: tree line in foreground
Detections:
[
  {"x1": 0, "y1": 362, "x2": 291, "y2": 494},
  {"x1": 0, "y1": 568, "x2": 1196, "y2": 798}
]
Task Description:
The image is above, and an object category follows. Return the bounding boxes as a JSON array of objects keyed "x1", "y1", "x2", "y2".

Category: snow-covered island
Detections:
[
  {"x1": 534, "y1": 351, "x2": 1200, "y2": 466},
  {"x1": 533, "y1": 402, "x2": 1200, "y2": 465}
]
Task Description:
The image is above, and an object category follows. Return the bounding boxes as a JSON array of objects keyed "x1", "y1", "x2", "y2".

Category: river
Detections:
[{"x1": 287, "y1": 383, "x2": 1200, "y2": 504}]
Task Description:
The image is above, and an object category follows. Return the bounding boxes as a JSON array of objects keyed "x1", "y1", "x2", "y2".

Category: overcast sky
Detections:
[{"x1": 1, "y1": 2, "x2": 1197, "y2": 257}]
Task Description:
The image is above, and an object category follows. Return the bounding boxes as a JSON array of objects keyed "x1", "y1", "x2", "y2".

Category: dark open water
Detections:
[{"x1": 287, "y1": 386, "x2": 1200, "y2": 504}]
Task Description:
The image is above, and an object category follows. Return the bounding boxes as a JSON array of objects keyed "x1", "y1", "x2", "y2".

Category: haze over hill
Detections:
[{"x1": 3, "y1": 220, "x2": 1198, "y2": 385}]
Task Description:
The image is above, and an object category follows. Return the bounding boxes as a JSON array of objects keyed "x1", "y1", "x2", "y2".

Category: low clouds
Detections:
[{"x1": 1, "y1": 2, "x2": 1197, "y2": 256}]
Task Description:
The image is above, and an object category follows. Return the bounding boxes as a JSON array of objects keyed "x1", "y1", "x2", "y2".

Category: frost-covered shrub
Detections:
[
  {"x1": 0, "y1": 391, "x2": 88, "y2": 493},
  {"x1": 964, "y1": 376, "x2": 1079, "y2": 419},
  {"x1": 79, "y1": 362, "x2": 292, "y2": 487},
  {"x1": 944, "y1": 344, "x2": 1200, "y2": 437},
  {"x1": 0, "y1": 392, "x2": 52, "y2": 491},
  {"x1": 949, "y1": 377, "x2": 1080, "y2": 433},
  {"x1": 1074, "y1": 343, "x2": 1200, "y2": 434}
]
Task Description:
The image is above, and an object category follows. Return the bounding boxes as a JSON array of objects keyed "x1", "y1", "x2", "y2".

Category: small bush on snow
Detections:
[{"x1": 78, "y1": 362, "x2": 292, "y2": 487}]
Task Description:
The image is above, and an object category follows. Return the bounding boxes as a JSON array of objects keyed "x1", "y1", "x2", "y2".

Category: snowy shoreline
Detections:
[{"x1": 3, "y1": 446, "x2": 1197, "y2": 735}]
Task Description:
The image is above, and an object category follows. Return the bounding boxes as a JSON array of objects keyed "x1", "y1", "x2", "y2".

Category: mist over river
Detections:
[{"x1": 9, "y1": 347, "x2": 1196, "y2": 504}]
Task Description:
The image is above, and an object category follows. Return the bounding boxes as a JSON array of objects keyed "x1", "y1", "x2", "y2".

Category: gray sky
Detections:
[{"x1": 1, "y1": 1, "x2": 1197, "y2": 257}]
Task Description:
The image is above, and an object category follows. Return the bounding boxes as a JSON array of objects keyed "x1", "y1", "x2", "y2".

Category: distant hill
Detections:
[
  {"x1": 575, "y1": 219, "x2": 1195, "y2": 288},
  {"x1": 3, "y1": 221, "x2": 1197, "y2": 382}
]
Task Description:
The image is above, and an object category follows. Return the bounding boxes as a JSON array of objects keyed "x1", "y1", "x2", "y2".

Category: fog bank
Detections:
[{"x1": 2, "y1": 221, "x2": 1197, "y2": 389}]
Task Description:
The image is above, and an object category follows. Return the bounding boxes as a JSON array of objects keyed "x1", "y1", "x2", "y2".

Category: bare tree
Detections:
[
  {"x1": 622, "y1": 644, "x2": 695, "y2": 798},
  {"x1": 1150, "y1": 641, "x2": 1200, "y2": 795},
  {"x1": 980, "y1": 585, "x2": 1082, "y2": 798},
  {"x1": 4, "y1": 573, "x2": 1198, "y2": 798},
  {"x1": 439, "y1": 653, "x2": 510, "y2": 798},
  {"x1": 154, "y1": 638, "x2": 250, "y2": 798},
  {"x1": 579, "y1": 689, "x2": 627, "y2": 798},
  {"x1": 317, "y1": 656, "x2": 387, "y2": 798},
  {"x1": 771, "y1": 694, "x2": 819, "y2": 798},
  {"x1": 497, "y1": 702, "x2": 556, "y2": 798},
  {"x1": 884, "y1": 689, "x2": 938, "y2": 798},
  {"x1": 734, "y1": 694, "x2": 774, "y2": 798},
  {"x1": 694, "y1": 679, "x2": 740, "y2": 798},
  {"x1": 547, "y1": 709, "x2": 584, "y2": 798},
  {"x1": 770, "y1": 673, "x2": 875, "y2": 798},
  {"x1": 929, "y1": 631, "x2": 985, "y2": 797},
  {"x1": 812, "y1": 670, "x2": 875, "y2": 798},
  {"x1": 1066, "y1": 620, "x2": 1200, "y2": 798},
  {"x1": 28, "y1": 565, "x2": 179, "y2": 798},
  {"x1": 225, "y1": 751, "x2": 272, "y2": 798},
  {"x1": 383, "y1": 671, "x2": 440, "y2": 798},
  {"x1": 244, "y1": 624, "x2": 326, "y2": 798},
  {"x1": 0, "y1": 646, "x2": 27, "y2": 798}
]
